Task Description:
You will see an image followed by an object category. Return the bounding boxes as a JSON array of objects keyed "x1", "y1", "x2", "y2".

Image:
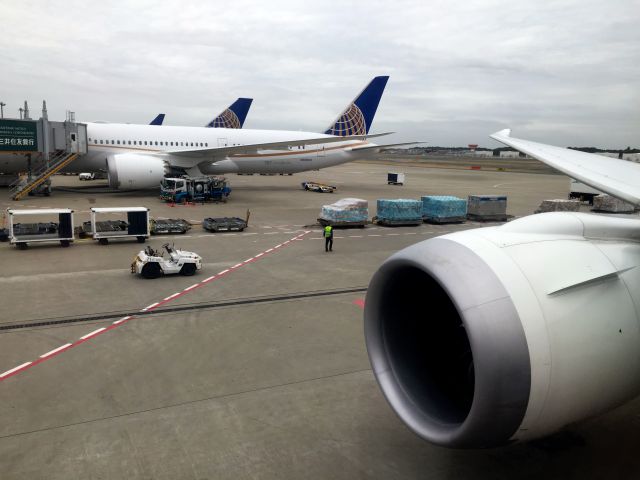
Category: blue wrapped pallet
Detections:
[
  {"x1": 319, "y1": 198, "x2": 368, "y2": 226},
  {"x1": 421, "y1": 196, "x2": 467, "y2": 223},
  {"x1": 375, "y1": 199, "x2": 422, "y2": 225}
]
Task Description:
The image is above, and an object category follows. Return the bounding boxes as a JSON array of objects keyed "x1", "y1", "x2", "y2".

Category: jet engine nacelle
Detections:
[
  {"x1": 107, "y1": 154, "x2": 168, "y2": 190},
  {"x1": 365, "y1": 212, "x2": 640, "y2": 448}
]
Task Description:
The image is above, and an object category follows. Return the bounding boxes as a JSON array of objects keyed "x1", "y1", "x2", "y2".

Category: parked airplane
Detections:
[
  {"x1": 150, "y1": 98, "x2": 253, "y2": 128},
  {"x1": 56, "y1": 76, "x2": 406, "y2": 189},
  {"x1": 364, "y1": 129, "x2": 640, "y2": 449},
  {"x1": 0, "y1": 78, "x2": 397, "y2": 186}
]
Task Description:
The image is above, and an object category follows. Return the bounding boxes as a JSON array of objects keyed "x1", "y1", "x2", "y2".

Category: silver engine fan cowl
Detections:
[
  {"x1": 364, "y1": 237, "x2": 531, "y2": 448},
  {"x1": 107, "y1": 154, "x2": 169, "y2": 190}
]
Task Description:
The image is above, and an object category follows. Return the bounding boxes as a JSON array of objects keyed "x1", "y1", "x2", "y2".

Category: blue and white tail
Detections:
[
  {"x1": 149, "y1": 113, "x2": 165, "y2": 126},
  {"x1": 205, "y1": 98, "x2": 253, "y2": 128},
  {"x1": 324, "y1": 76, "x2": 389, "y2": 136}
]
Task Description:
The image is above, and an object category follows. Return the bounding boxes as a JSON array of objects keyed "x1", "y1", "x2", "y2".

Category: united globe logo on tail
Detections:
[
  {"x1": 210, "y1": 109, "x2": 241, "y2": 129},
  {"x1": 205, "y1": 98, "x2": 253, "y2": 129},
  {"x1": 324, "y1": 76, "x2": 389, "y2": 137},
  {"x1": 325, "y1": 104, "x2": 367, "y2": 136}
]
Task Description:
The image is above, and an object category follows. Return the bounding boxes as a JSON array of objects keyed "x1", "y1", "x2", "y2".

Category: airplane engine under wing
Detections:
[
  {"x1": 107, "y1": 154, "x2": 168, "y2": 190},
  {"x1": 364, "y1": 212, "x2": 640, "y2": 448}
]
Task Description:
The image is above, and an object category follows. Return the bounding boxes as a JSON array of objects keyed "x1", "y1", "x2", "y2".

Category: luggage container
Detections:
[
  {"x1": 6, "y1": 208, "x2": 74, "y2": 249},
  {"x1": 89, "y1": 207, "x2": 150, "y2": 245},
  {"x1": 467, "y1": 195, "x2": 508, "y2": 222},
  {"x1": 387, "y1": 172, "x2": 405, "y2": 185}
]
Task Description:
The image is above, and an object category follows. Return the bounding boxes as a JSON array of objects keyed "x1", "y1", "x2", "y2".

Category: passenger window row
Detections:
[{"x1": 88, "y1": 138, "x2": 208, "y2": 148}]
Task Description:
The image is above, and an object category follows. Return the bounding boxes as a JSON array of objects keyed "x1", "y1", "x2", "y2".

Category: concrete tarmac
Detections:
[{"x1": 1, "y1": 161, "x2": 639, "y2": 479}]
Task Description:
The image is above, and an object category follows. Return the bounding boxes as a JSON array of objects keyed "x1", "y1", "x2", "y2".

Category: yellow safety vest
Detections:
[{"x1": 324, "y1": 226, "x2": 333, "y2": 237}]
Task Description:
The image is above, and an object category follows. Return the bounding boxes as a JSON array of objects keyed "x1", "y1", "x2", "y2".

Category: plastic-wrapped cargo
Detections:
[
  {"x1": 376, "y1": 199, "x2": 423, "y2": 222},
  {"x1": 592, "y1": 194, "x2": 635, "y2": 213},
  {"x1": 422, "y1": 196, "x2": 467, "y2": 220},
  {"x1": 535, "y1": 199, "x2": 580, "y2": 214},
  {"x1": 467, "y1": 195, "x2": 508, "y2": 221},
  {"x1": 320, "y1": 198, "x2": 369, "y2": 224}
]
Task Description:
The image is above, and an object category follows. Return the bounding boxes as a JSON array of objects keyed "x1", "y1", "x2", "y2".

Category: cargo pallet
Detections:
[
  {"x1": 423, "y1": 216, "x2": 467, "y2": 224},
  {"x1": 202, "y1": 217, "x2": 247, "y2": 232},
  {"x1": 317, "y1": 218, "x2": 367, "y2": 228},
  {"x1": 467, "y1": 213, "x2": 509, "y2": 222},
  {"x1": 372, "y1": 216, "x2": 422, "y2": 227},
  {"x1": 150, "y1": 218, "x2": 191, "y2": 234}
]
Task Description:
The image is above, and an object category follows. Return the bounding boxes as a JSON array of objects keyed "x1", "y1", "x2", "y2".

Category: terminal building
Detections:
[{"x1": 0, "y1": 101, "x2": 87, "y2": 200}]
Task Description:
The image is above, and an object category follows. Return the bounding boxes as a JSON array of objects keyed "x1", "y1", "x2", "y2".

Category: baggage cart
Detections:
[
  {"x1": 90, "y1": 207, "x2": 150, "y2": 244},
  {"x1": 6, "y1": 208, "x2": 74, "y2": 249},
  {"x1": 387, "y1": 172, "x2": 405, "y2": 185}
]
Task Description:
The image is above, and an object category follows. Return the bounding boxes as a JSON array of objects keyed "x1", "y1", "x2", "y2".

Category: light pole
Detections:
[
  {"x1": 19, "y1": 107, "x2": 24, "y2": 120},
  {"x1": 0, "y1": 102, "x2": 5, "y2": 119}
]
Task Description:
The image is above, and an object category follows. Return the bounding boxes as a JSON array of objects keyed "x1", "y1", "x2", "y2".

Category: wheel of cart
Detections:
[
  {"x1": 60, "y1": 240, "x2": 70, "y2": 247},
  {"x1": 99, "y1": 238, "x2": 109, "y2": 245},
  {"x1": 137, "y1": 236, "x2": 146, "y2": 243},
  {"x1": 17, "y1": 242, "x2": 28, "y2": 250}
]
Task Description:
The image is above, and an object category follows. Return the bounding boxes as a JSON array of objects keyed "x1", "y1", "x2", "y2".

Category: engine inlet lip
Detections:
[{"x1": 365, "y1": 237, "x2": 531, "y2": 448}]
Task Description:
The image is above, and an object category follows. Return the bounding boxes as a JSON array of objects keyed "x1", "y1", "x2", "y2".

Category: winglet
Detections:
[
  {"x1": 325, "y1": 76, "x2": 389, "y2": 136},
  {"x1": 206, "y1": 98, "x2": 253, "y2": 128},
  {"x1": 491, "y1": 128, "x2": 512, "y2": 140},
  {"x1": 149, "y1": 114, "x2": 165, "y2": 126}
]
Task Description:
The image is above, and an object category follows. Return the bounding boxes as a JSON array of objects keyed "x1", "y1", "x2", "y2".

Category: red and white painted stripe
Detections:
[{"x1": 0, "y1": 230, "x2": 311, "y2": 382}]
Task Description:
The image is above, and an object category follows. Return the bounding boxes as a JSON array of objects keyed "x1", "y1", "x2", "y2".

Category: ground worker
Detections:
[{"x1": 324, "y1": 224, "x2": 333, "y2": 252}]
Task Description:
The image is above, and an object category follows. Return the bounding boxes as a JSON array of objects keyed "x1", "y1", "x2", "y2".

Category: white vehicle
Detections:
[
  {"x1": 131, "y1": 244, "x2": 202, "y2": 279},
  {"x1": 78, "y1": 172, "x2": 95, "y2": 180},
  {"x1": 364, "y1": 129, "x2": 640, "y2": 449},
  {"x1": 568, "y1": 178, "x2": 603, "y2": 204}
]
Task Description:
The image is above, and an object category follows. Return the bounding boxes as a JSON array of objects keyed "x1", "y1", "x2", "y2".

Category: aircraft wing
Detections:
[
  {"x1": 160, "y1": 132, "x2": 393, "y2": 167},
  {"x1": 491, "y1": 129, "x2": 640, "y2": 206}
]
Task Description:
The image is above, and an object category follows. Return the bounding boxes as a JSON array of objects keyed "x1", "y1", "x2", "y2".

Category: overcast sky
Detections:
[{"x1": 1, "y1": 0, "x2": 638, "y2": 148}]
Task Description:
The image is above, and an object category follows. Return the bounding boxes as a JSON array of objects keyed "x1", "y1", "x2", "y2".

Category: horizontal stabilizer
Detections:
[{"x1": 491, "y1": 129, "x2": 640, "y2": 206}]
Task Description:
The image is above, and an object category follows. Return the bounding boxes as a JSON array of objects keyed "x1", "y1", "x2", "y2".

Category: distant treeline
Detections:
[
  {"x1": 568, "y1": 146, "x2": 640, "y2": 154},
  {"x1": 395, "y1": 146, "x2": 640, "y2": 155}
]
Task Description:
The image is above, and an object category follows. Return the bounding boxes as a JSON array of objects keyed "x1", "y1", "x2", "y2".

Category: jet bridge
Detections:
[{"x1": 0, "y1": 103, "x2": 87, "y2": 200}]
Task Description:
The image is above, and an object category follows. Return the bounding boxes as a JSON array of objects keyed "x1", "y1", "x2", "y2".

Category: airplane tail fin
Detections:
[
  {"x1": 205, "y1": 98, "x2": 253, "y2": 128},
  {"x1": 149, "y1": 113, "x2": 165, "y2": 126},
  {"x1": 324, "y1": 76, "x2": 389, "y2": 136}
]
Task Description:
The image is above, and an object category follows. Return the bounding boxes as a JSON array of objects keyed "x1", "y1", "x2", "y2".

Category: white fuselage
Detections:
[{"x1": 0, "y1": 123, "x2": 377, "y2": 175}]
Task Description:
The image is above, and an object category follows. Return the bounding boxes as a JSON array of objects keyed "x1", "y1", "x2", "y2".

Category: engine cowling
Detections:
[
  {"x1": 107, "y1": 154, "x2": 168, "y2": 190},
  {"x1": 365, "y1": 212, "x2": 640, "y2": 448}
]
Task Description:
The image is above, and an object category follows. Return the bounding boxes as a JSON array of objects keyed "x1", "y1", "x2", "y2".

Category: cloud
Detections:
[{"x1": 0, "y1": 0, "x2": 638, "y2": 148}]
